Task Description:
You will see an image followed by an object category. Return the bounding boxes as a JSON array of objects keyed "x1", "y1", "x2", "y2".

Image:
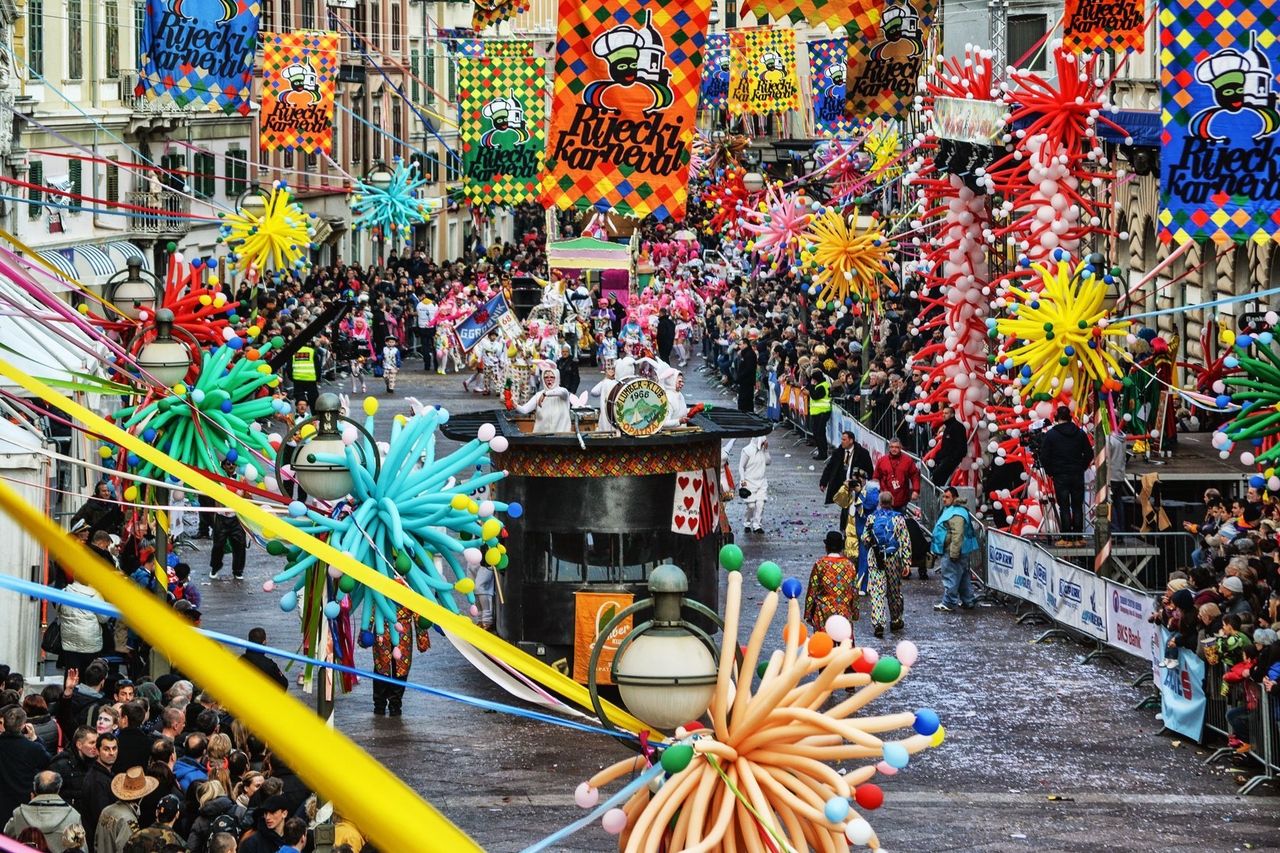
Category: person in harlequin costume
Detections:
[
  {"x1": 804, "y1": 530, "x2": 859, "y2": 638},
  {"x1": 368, "y1": 593, "x2": 431, "y2": 717}
]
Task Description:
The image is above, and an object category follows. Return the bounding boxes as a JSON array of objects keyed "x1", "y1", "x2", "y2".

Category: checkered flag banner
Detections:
[
  {"x1": 1062, "y1": 0, "x2": 1146, "y2": 53},
  {"x1": 700, "y1": 33, "x2": 729, "y2": 109},
  {"x1": 136, "y1": 0, "x2": 262, "y2": 114},
  {"x1": 540, "y1": 0, "x2": 712, "y2": 221},
  {"x1": 729, "y1": 26, "x2": 801, "y2": 116},
  {"x1": 740, "y1": 0, "x2": 881, "y2": 36},
  {"x1": 259, "y1": 30, "x2": 340, "y2": 154},
  {"x1": 1159, "y1": 0, "x2": 1280, "y2": 245},
  {"x1": 846, "y1": 0, "x2": 936, "y2": 121},
  {"x1": 459, "y1": 57, "x2": 547, "y2": 206}
]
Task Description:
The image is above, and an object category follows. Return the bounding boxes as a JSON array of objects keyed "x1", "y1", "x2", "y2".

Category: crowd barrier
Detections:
[{"x1": 1203, "y1": 664, "x2": 1280, "y2": 794}]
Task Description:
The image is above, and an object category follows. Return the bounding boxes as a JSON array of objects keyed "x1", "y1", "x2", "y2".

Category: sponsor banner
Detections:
[
  {"x1": 541, "y1": 0, "x2": 711, "y2": 221},
  {"x1": 1047, "y1": 562, "x2": 1108, "y2": 641},
  {"x1": 1063, "y1": 0, "x2": 1146, "y2": 54},
  {"x1": 809, "y1": 39, "x2": 856, "y2": 137},
  {"x1": 458, "y1": 57, "x2": 547, "y2": 206},
  {"x1": 729, "y1": 26, "x2": 801, "y2": 116},
  {"x1": 136, "y1": 0, "x2": 262, "y2": 115},
  {"x1": 986, "y1": 529, "x2": 1035, "y2": 601},
  {"x1": 846, "y1": 0, "x2": 935, "y2": 121},
  {"x1": 259, "y1": 30, "x2": 340, "y2": 154},
  {"x1": 455, "y1": 292, "x2": 519, "y2": 352},
  {"x1": 932, "y1": 96, "x2": 1006, "y2": 145},
  {"x1": 700, "y1": 33, "x2": 730, "y2": 110},
  {"x1": 1158, "y1": 0, "x2": 1280, "y2": 245},
  {"x1": 1105, "y1": 579, "x2": 1158, "y2": 660},
  {"x1": 572, "y1": 591, "x2": 634, "y2": 684},
  {"x1": 830, "y1": 404, "x2": 888, "y2": 461},
  {"x1": 1158, "y1": 627, "x2": 1206, "y2": 741}
]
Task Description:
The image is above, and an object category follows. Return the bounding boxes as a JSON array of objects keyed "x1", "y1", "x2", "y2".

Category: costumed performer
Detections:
[
  {"x1": 371, "y1": 577, "x2": 431, "y2": 717},
  {"x1": 582, "y1": 359, "x2": 620, "y2": 433},
  {"x1": 738, "y1": 434, "x2": 771, "y2": 533},
  {"x1": 863, "y1": 491, "x2": 910, "y2": 638},
  {"x1": 803, "y1": 529, "x2": 859, "y2": 639},
  {"x1": 514, "y1": 361, "x2": 574, "y2": 434}
]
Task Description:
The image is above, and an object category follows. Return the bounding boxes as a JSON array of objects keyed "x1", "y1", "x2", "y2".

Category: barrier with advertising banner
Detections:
[
  {"x1": 830, "y1": 404, "x2": 888, "y2": 461},
  {"x1": 1047, "y1": 559, "x2": 1108, "y2": 641},
  {"x1": 1157, "y1": 627, "x2": 1206, "y2": 741},
  {"x1": 1105, "y1": 579, "x2": 1158, "y2": 660},
  {"x1": 985, "y1": 530, "x2": 1107, "y2": 641}
]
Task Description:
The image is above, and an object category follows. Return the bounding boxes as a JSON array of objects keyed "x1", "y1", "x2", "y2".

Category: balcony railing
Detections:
[
  {"x1": 119, "y1": 71, "x2": 199, "y2": 116},
  {"x1": 126, "y1": 191, "x2": 192, "y2": 235}
]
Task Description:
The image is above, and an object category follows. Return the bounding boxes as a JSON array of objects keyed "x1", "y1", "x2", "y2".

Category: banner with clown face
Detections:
[
  {"x1": 541, "y1": 0, "x2": 712, "y2": 220},
  {"x1": 845, "y1": 0, "x2": 934, "y2": 120},
  {"x1": 729, "y1": 26, "x2": 801, "y2": 116},
  {"x1": 259, "y1": 30, "x2": 339, "y2": 153},
  {"x1": 809, "y1": 38, "x2": 855, "y2": 136},
  {"x1": 700, "y1": 33, "x2": 730, "y2": 109},
  {"x1": 459, "y1": 57, "x2": 547, "y2": 206}
]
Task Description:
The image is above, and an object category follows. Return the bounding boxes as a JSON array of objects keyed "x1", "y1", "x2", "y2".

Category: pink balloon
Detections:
[
  {"x1": 876, "y1": 760, "x2": 898, "y2": 776},
  {"x1": 574, "y1": 782, "x2": 599, "y2": 808},
  {"x1": 601, "y1": 808, "x2": 628, "y2": 835},
  {"x1": 261, "y1": 580, "x2": 275, "y2": 593}
]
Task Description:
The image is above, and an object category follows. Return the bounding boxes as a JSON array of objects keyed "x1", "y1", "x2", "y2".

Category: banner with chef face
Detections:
[
  {"x1": 809, "y1": 38, "x2": 856, "y2": 136},
  {"x1": 729, "y1": 26, "x2": 801, "y2": 116},
  {"x1": 700, "y1": 33, "x2": 730, "y2": 110},
  {"x1": 846, "y1": 0, "x2": 934, "y2": 120},
  {"x1": 1159, "y1": 0, "x2": 1280, "y2": 245},
  {"x1": 259, "y1": 30, "x2": 339, "y2": 153},
  {"x1": 541, "y1": 0, "x2": 712, "y2": 221},
  {"x1": 459, "y1": 57, "x2": 547, "y2": 206}
]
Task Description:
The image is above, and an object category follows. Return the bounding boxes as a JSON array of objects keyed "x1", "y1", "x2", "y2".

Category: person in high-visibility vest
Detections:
[
  {"x1": 808, "y1": 370, "x2": 832, "y2": 461},
  {"x1": 290, "y1": 345, "x2": 319, "y2": 412}
]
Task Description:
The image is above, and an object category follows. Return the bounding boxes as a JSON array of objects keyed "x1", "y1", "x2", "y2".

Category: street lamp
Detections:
[
  {"x1": 236, "y1": 185, "x2": 268, "y2": 216},
  {"x1": 366, "y1": 162, "x2": 395, "y2": 192},
  {"x1": 587, "y1": 564, "x2": 720, "y2": 734},
  {"x1": 136, "y1": 308, "x2": 197, "y2": 386},
  {"x1": 105, "y1": 257, "x2": 163, "y2": 320},
  {"x1": 275, "y1": 392, "x2": 381, "y2": 501},
  {"x1": 742, "y1": 171, "x2": 766, "y2": 194}
]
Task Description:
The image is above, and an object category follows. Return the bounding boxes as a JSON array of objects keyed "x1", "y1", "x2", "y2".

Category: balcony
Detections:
[{"x1": 126, "y1": 191, "x2": 192, "y2": 236}]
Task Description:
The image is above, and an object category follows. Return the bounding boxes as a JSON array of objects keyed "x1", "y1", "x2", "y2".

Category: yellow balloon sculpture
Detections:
[
  {"x1": 865, "y1": 121, "x2": 903, "y2": 181},
  {"x1": 219, "y1": 182, "x2": 316, "y2": 276},
  {"x1": 802, "y1": 210, "x2": 892, "y2": 310},
  {"x1": 994, "y1": 253, "x2": 1131, "y2": 402}
]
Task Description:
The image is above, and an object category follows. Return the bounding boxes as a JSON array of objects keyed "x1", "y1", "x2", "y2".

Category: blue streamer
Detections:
[
  {"x1": 1124, "y1": 285, "x2": 1280, "y2": 322},
  {"x1": 520, "y1": 764, "x2": 665, "y2": 853}
]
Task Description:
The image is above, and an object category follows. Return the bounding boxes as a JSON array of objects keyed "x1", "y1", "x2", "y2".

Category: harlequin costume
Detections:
[{"x1": 372, "y1": 595, "x2": 431, "y2": 716}]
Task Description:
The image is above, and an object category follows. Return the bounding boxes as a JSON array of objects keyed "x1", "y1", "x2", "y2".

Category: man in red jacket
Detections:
[{"x1": 873, "y1": 438, "x2": 920, "y2": 510}]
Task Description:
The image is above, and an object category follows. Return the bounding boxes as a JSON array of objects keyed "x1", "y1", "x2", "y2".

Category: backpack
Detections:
[{"x1": 870, "y1": 509, "x2": 900, "y2": 556}]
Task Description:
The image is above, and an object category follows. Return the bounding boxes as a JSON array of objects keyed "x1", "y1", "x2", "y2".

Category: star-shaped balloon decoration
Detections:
[
  {"x1": 219, "y1": 181, "x2": 317, "y2": 278},
  {"x1": 801, "y1": 209, "x2": 893, "y2": 310},
  {"x1": 350, "y1": 157, "x2": 442, "y2": 242},
  {"x1": 742, "y1": 184, "x2": 812, "y2": 265}
]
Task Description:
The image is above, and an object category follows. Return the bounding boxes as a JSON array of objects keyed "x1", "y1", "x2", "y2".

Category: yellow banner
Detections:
[{"x1": 729, "y1": 26, "x2": 801, "y2": 115}]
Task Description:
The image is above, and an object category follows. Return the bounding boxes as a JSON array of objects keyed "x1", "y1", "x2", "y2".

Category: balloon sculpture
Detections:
[
  {"x1": 350, "y1": 157, "x2": 442, "y2": 245},
  {"x1": 1216, "y1": 332, "x2": 1280, "y2": 469},
  {"x1": 554, "y1": 547, "x2": 942, "y2": 852},
  {"x1": 801, "y1": 210, "x2": 893, "y2": 310},
  {"x1": 219, "y1": 181, "x2": 318, "y2": 277},
  {"x1": 742, "y1": 184, "x2": 812, "y2": 267},
  {"x1": 266, "y1": 401, "x2": 522, "y2": 646},
  {"x1": 86, "y1": 251, "x2": 241, "y2": 348}
]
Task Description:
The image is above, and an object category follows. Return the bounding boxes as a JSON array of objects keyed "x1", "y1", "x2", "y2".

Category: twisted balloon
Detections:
[
  {"x1": 801, "y1": 210, "x2": 893, "y2": 310},
  {"x1": 219, "y1": 182, "x2": 317, "y2": 277},
  {"x1": 351, "y1": 158, "x2": 442, "y2": 242}
]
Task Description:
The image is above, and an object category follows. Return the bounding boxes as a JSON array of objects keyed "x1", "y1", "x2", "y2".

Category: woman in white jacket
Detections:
[
  {"x1": 738, "y1": 435, "x2": 771, "y2": 533},
  {"x1": 58, "y1": 579, "x2": 109, "y2": 673}
]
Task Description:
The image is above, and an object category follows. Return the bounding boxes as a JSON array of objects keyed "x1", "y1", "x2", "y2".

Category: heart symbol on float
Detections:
[
  {"x1": 674, "y1": 516, "x2": 685, "y2": 529},
  {"x1": 683, "y1": 496, "x2": 694, "y2": 510},
  {"x1": 678, "y1": 475, "x2": 690, "y2": 489},
  {"x1": 691, "y1": 478, "x2": 702, "y2": 491}
]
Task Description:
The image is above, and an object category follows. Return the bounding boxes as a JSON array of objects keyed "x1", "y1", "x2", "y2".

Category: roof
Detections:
[
  {"x1": 547, "y1": 236, "x2": 632, "y2": 271},
  {"x1": 441, "y1": 407, "x2": 773, "y2": 447}
]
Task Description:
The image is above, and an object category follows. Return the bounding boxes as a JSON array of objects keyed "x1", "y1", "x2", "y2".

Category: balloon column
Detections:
[
  {"x1": 554, "y1": 548, "x2": 942, "y2": 852},
  {"x1": 801, "y1": 210, "x2": 893, "y2": 310},
  {"x1": 266, "y1": 401, "x2": 522, "y2": 647},
  {"x1": 350, "y1": 157, "x2": 442, "y2": 246},
  {"x1": 219, "y1": 182, "x2": 318, "y2": 277}
]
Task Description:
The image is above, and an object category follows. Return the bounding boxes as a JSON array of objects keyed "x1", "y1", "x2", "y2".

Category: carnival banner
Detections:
[
  {"x1": 259, "y1": 31, "x2": 340, "y2": 154},
  {"x1": 473, "y1": 0, "x2": 531, "y2": 31},
  {"x1": 846, "y1": 0, "x2": 935, "y2": 120},
  {"x1": 739, "y1": 0, "x2": 881, "y2": 36},
  {"x1": 809, "y1": 39, "x2": 855, "y2": 136},
  {"x1": 487, "y1": 40, "x2": 535, "y2": 58},
  {"x1": 700, "y1": 33, "x2": 730, "y2": 110},
  {"x1": 135, "y1": 0, "x2": 262, "y2": 114},
  {"x1": 1062, "y1": 0, "x2": 1146, "y2": 53},
  {"x1": 459, "y1": 57, "x2": 547, "y2": 206},
  {"x1": 1158, "y1": 628, "x2": 1207, "y2": 741},
  {"x1": 455, "y1": 292, "x2": 520, "y2": 351},
  {"x1": 454, "y1": 39, "x2": 486, "y2": 57},
  {"x1": 729, "y1": 27, "x2": 800, "y2": 116},
  {"x1": 1159, "y1": 0, "x2": 1280, "y2": 245},
  {"x1": 541, "y1": 0, "x2": 712, "y2": 221}
]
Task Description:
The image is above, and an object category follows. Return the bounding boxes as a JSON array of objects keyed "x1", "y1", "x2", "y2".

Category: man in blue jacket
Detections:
[{"x1": 930, "y1": 487, "x2": 980, "y2": 612}]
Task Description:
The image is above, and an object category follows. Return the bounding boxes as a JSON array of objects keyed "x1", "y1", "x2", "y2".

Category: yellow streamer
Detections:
[
  {"x1": 0, "y1": 477, "x2": 481, "y2": 852},
  {"x1": 0, "y1": 355, "x2": 657, "y2": 736},
  {"x1": 0, "y1": 225, "x2": 130, "y2": 319}
]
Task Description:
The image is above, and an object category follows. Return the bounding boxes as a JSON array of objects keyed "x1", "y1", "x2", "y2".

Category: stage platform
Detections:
[{"x1": 1127, "y1": 432, "x2": 1251, "y2": 483}]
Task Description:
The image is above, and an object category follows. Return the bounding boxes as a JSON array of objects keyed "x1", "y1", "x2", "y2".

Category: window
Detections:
[
  {"x1": 281, "y1": 0, "x2": 291, "y2": 28},
  {"x1": 68, "y1": 159, "x2": 82, "y2": 212},
  {"x1": 352, "y1": 100, "x2": 365, "y2": 165},
  {"x1": 1009, "y1": 14, "x2": 1048, "y2": 72},
  {"x1": 302, "y1": 0, "x2": 315, "y2": 28},
  {"x1": 353, "y1": 0, "x2": 365, "y2": 41},
  {"x1": 106, "y1": 159, "x2": 120, "y2": 203},
  {"x1": 160, "y1": 152, "x2": 185, "y2": 192},
  {"x1": 725, "y1": 1, "x2": 736, "y2": 28},
  {"x1": 371, "y1": 1, "x2": 380, "y2": 49},
  {"x1": 193, "y1": 152, "x2": 215, "y2": 199},
  {"x1": 66, "y1": 0, "x2": 83, "y2": 80},
  {"x1": 391, "y1": 104, "x2": 402, "y2": 149},
  {"x1": 27, "y1": 0, "x2": 43, "y2": 76},
  {"x1": 424, "y1": 49, "x2": 435, "y2": 93},
  {"x1": 262, "y1": 0, "x2": 274, "y2": 29},
  {"x1": 446, "y1": 58, "x2": 456, "y2": 102},
  {"x1": 105, "y1": 1, "x2": 120, "y2": 78},
  {"x1": 372, "y1": 101, "x2": 383, "y2": 161},
  {"x1": 410, "y1": 49, "x2": 420, "y2": 102},
  {"x1": 446, "y1": 151, "x2": 460, "y2": 182},
  {"x1": 27, "y1": 161, "x2": 43, "y2": 218},
  {"x1": 423, "y1": 152, "x2": 438, "y2": 182},
  {"x1": 534, "y1": 532, "x2": 673, "y2": 584},
  {"x1": 134, "y1": 0, "x2": 144, "y2": 45},
  {"x1": 225, "y1": 148, "x2": 248, "y2": 197},
  {"x1": 391, "y1": 4, "x2": 401, "y2": 52}
]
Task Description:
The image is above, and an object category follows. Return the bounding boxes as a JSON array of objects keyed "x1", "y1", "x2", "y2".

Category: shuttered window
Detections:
[
  {"x1": 106, "y1": 159, "x2": 120, "y2": 204},
  {"x1": 28, "y1": 161, "x2": 43, "y2": 218},
  {"x1": 68, "y1": 159, "x2": 82, "y2": 212}
]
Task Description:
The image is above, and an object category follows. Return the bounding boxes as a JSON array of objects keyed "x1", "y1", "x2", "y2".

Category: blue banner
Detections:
[
  {"x1": 135, "y1": 0, "x2": 262, "y2": 115},
  {"x1": 1158, "y1": 627, "x2": 1206, "y2": 741},
  {"x1": 700, "y1": 33, "x2": 729, "y2": 110},
  {"x1": 455, "y1": 292, "x2": 514, "y2": 352},
  {"x1": 808, "y1": 38, "x2": 854, "y2": 137}
]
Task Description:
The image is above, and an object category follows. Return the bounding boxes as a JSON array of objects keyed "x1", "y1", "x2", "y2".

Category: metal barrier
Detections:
[
  {"x1": 1104, "y1": 531, "x2": 1199, "y2": 592},
  {"x1": 1202, "y1": 664, "x2": 1279, "y2": 795}
]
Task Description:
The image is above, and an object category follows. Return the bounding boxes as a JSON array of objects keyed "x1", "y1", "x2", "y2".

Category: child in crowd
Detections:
[{"x1": 382, "y1": 335, "x2": 401, "y2": 394}]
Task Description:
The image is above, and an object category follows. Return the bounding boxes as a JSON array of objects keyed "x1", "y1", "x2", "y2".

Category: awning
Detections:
[
  {"x1": 547, "y1": 236, "x2": 632, "y2": 271},
  {"x1": 34, "y1": 248, "x2": 78, "y2": 282},
  {"x1": 76, "y1": 244, "x2": 115, "y2": 278},
  {"x1": 104, "y1": 240, "x2": 150, "y2": 271}
]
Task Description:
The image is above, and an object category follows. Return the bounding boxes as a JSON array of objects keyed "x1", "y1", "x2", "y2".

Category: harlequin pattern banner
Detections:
[
  {"x1": 135, "y1": 0, "x2": 262, "y2": 115},
  {"x1": 488, "y1": 40, "x2": 535, "y2": 58},
  {"x1": 459, "y1": 57, "x2": 547, "y2": 206},
  {"x1": 1159, "y1": 0, "x2": 1280, "y2": 245},
  {"x1": 259, "y1": 31, "x2": 339, "y2": 154},
  {"x1": 845, "y1": 0, "x2": 935, "y2": 120},
  {"x1": 739, "y1": 0, "x2": 881, "y2": 37},
  {"x1": 473, "y1": 0, "x2": 531, "y2": 31},
  {"x1": 1063, "y1": 0, "x2": 1146, "y2": 53},
  {"x1": 541, "y1": 0, "x2": 712, "y2": 221},
  {"x1": 454, "y1": 39, "x2": 486, "y2": 57},
  {"x1": 729, "y1": 27, "x2": 800, "y2": 116},
  {"x1": 700, "y1": 33, "x2": 729, "y2": 110},
  {"x1": 809, "y1": 39, "x2": 855, "y2": 136}
]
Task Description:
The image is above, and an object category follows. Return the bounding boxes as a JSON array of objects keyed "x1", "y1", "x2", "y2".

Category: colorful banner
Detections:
[
  {"x1": 846, "y1": 0, "x2": 934, "y2": 120},
  {"x1": 1104, "y1": 579, "x2": 1158, "y2": 661},
  {"x1": 729, "y1": 27, "x2": 800, "y2": 116},
  {"x1": 1063, "y1": 0, "x2": 1146, "y2": 54},
  {"x1": 459, "y1": 57, "x2": 547, "y2": 206},
  {"x1": 487, "y1": 40, "x2": 535, "y2": 58},
  {"x1": 473, "y1": 0, "x2": 531, "y2": 31},
  {"x1": 541, "y1": 0, "x2": 712, "y2": 221},
  {"x1": 572, "y1": 591, "x2": 634, "y2": 684},
  {"x1": 259, "y1": 31, "x2": 339, "y2": 154},
  {"x1": 1159, "y1": 1, "x2": 1280, "y2": 245},
  {"x1": 809, "y1": 39, "x2": 855, "y2": 136},
  {"x1": 454, "y1": 39, "x2": 486, "y2": 57},
  {"x1": 700, "y1": 33, "x2": 730, "y2": 110},
  {"x1": 739, "y1": 0, "x2": 881, "y2": 35},
  {"x1": 455, "y1": 292, "x2": 520, "y2": 351},
  {"x1": 135, "y1": 0, "x2": 262, "y2": 115},
  {"x1": 1158, "y1": 628, "x2": 1207, "y2": 741}
]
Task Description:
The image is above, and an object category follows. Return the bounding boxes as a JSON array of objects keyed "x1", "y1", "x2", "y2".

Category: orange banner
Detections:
[
  {"x1": 573, "y1": 590, "x2": 635, "y2": 684},
  {"x1": 259, "y1": 30, "x2": 339, "y2": 153}
]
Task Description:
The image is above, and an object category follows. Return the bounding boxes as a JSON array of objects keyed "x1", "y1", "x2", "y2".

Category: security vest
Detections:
[
  {"x1": 292, "y1": 346, "x2": 317, "y2": 382},
  {"x1": 809, "y1": 380, "x2": 831, "y2": 416}
]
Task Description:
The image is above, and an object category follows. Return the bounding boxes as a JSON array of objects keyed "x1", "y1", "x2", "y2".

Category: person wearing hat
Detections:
[
  {"x1": 380, "y1": 334, "x2": 401, "y2": 395},
  {"x1": 1219, "y1": 575, "x2": 1253, "y2": 620},
  {"x1": 803, "y1": 531, "x2": 859, "y2": 638},
  {"x1": 209, "y1": 459, "x2": 247, "y2": 581},
  {"x1": 236, "y1": 794, "x2": 290, "y2": 853},
  {"x1": 95, "y1": 767, "x2": 158, "y2": 853},
  {"x1": 122, "y1": 793, "x2": 181, "y2": 852}
]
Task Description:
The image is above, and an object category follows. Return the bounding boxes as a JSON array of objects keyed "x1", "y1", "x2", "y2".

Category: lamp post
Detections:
[
  {"x1": 742, "y1": 171, "x2": 766, "y2": 194},
  {"x1": 105, "y1": 258, "x2": 163, "y2": 320},
  {"x1": 587, "y1": 564, "x2": 721, "y2": 735},
  {"x1": 366, "y1": 163, "x2": 395, "y2": 265}
]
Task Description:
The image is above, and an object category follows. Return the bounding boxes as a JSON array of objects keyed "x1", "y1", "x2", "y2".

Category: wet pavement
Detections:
[{"x1": 193, "y1": 355, "x2": 1280, "y2": 852}]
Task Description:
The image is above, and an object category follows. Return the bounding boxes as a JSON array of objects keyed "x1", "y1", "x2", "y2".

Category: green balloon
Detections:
[
  {"x1": 756, "y1": 660, "x2": 769, "y2": 679},
  {"x1": 394, "y1": 553, "x2": 412, "y2": 575},
  {"x1": 497, "y1": 553, "x2": 509, "y2": 571},
  {"x1": 266, "y1": 540, "x2": 287, "y2": 556},
  {"x1": 337, "y1": 574, "x2": 356, "y2": 593},
  {"x1": 757, "y1": 561, "x2": 782, "y2": 591},
  {"x1": 416, "y1": 616, "x2": 432, "y2": 631},
  {"x1": 871, "y1": 657, "x2": 902, "y2": 684},
  {"x1": 719, "y1": 543, "x2": 744, "y2": 572},
  {"x1": 660, "y1": 743, "x2": 695, "y2": 774}
]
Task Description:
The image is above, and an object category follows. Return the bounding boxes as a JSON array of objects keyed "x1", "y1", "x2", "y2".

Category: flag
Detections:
[
  {"x1": 729, "y1": 26, "x2": 800, "y2": 116},
  {"x1": 846, "y1": 0, "x2": 935, "y2": 120},
  {"x1": 136, "y1": 0, "x2": 262, "y2": 114},
  {"x1": 1063, "y1": 0, "x2": 1146, "y2": 54},
  {"x1": 541, "y1": 0, "x2": 712, "y2": 221},
  {"x1": 1158, "y1": 0, "x2": 1280, "y2": 245},
  {"x1": 672, "y1": 469, "x2": 718, "y2": 537},
  {"x1": 459, "y1": 57, "x2": 547, "y2": 206},
  {"x1": 809, "y1": 39, "x2": 856, "y2": 136},
  {"x1": 473, "y1": 0, "x2": 530, "y2": 30},
  {"x1": 487, "y1": 40, "x2": 535, "y2": 58},
  {"x1": 739, "y1": 0, "x2": 881, "y2": 35},
  {"x1": 700, "y1": 33, "x2": 730, "y2": 110},
  {"x1": 454, "y1": 39, "x2": 486, "y2": 57},
  {"x1": 259, "y1": 30, "x2": 340, "y2": 154}
]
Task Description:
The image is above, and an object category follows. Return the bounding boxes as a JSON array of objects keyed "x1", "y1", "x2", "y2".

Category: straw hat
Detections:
[{"x1": 110, "y1": 766, "x2": 159, "y2": 801}]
